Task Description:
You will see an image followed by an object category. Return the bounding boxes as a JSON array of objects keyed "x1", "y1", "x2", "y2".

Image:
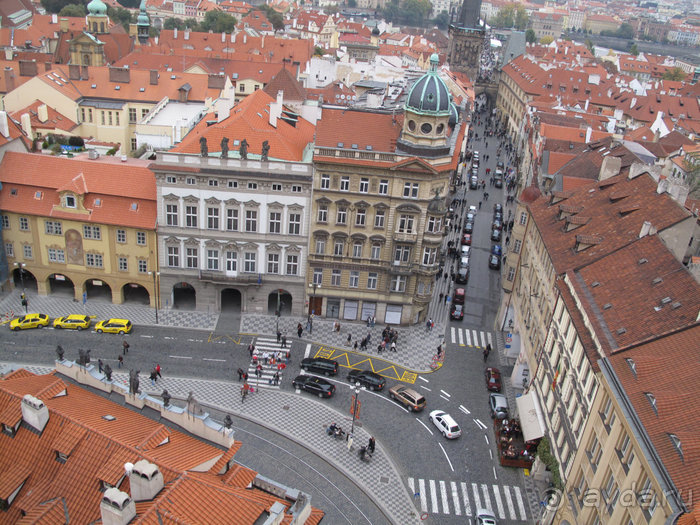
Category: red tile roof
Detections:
[
  {"x1": 10, "y1": 100, "x2": 78, "y2": 133},
  {"x1": 0, "y1": 152, "x2": 157, "y2": 229},
  {"x1": 262, "y1": 65, "x2": 306, "y2": 101},
  {"x1": 315, "y1": 107, "x2": 403, "y2": 152}
]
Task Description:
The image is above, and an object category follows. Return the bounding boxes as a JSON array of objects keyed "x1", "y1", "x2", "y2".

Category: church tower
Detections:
[
  {"x1": 86, "y1": 0, "x2": 109, "y2": 35},
  {"x1": 136, "y1": 0, "x2": 151, "y2": 44},
  {"x1": 447, "y1": 0, "x2": 485, "y2": 80}
]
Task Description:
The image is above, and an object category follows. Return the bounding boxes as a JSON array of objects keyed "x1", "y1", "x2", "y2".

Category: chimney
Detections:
[
  {"x1": 232, "y1": 32, "x2": 236, "y2": 43},
  {"x1": 21, "y1": 394, "x2": 49, "y2": 433},
  {"x1": 221, "y1": 31, "x2": 225, "y2": 42},
  {"x1": 59, "y1": 18, "x2": 69, "y2": 33},
  {"x1": 81, "y1": 65, "x2": 88, "y2": 79},
  {"x1": 0, "y1": 111, "x2": 10, "y2": 138},
  {"x1": 150, "y1": 70, "x2": 158, "y2": 85},
  {"x1": 3, "y1": 67, "x2": 15, "y2": 92},
  {"x1": 51, "y1": 13, "x2": 58, "y2": 24},
  {"x1": 269, "y1": 90, "x2": 283, "y2": 128},
  {"x1": 44, "y1": 61, "x2": 53, "y2": 72},
  {"x1": 585, "y1": 126, "x2": 592, "y2": 143},
  {"x1": 184, "y1": 28, "x2": 190, "y2": 40},
  {"x1": 4, "y1": 48, "x2": 12, "y2": 60},
  {"x1": 639, "y1": 220, "x2": 652, "y2": 238},
  {"x1": 19, "y1": 60, "x2": 38, "y2": 77},
  {"x1": 207, "y1": 74, "x2": 226, "y2": 90},
  {"x1": 109, "y1": 66, "x2": 131, "y2": 83},
  {"x1": 630, "y1": 96, "x2": 637, "y2": 108},
  {"x1": 173, "y1": 27, "x2": 178, "y2": 39},
  {"x1": 38, "y1": 104, "x2": 49, "y2": 123},
  {"x1": 129, "y1": 460, "x2": 164, "y2": 501},
  {"x1": 69, "y1": 63, "x2": 81, "y2": 80},
  {"x1": 262, "y1": 33, "x2": 265, "y2": 48},
  {"x1": 243, "y1": 34, "x2": 247, "y2": 44},
  {"x1": 21, "y1": 113, "x2": 31, "y2": 136},
  {"x1": 100, "y1": 488, "x2": 136, "y2": 525}
]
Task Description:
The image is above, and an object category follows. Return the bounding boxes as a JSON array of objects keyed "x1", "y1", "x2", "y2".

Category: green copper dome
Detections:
[
  {"x1": 87, "y1": 0, "x2": 108, "y2": 16},
  {"x1": 405, "y1": 54, "x2": 451, "y2": 115},
  {"x1": 137, "y1": 0, "x2": 150, "y2": 26}
]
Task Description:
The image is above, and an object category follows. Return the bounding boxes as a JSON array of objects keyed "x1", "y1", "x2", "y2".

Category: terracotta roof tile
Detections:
[
  {"x1": 221, "y1": 463, "x2": 258, "y2": 486},
  {"x1": 16, "y1": 497, "x2": 67, "y2": 524},
  {"x1": 51, "y1": 423, "x2": 87, "y2": 456},
  {"x1": 262, "y1": 65, "x2": 306, "y2": 101},
  {"x1": 208, "y1": 440, "x2": 242, "y2": 474},
  {"x1": 315, "y1": 107, "x2": 403, "y2": 152},
  {"x1": 10, "y1": 100, "x2": 78, "y2": 133}
]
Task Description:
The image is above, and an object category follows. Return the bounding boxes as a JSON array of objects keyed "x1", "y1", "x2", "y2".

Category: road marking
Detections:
[
  {"x1": 450, "y1": 481, "x2": 461, "y2": 516},
  {"x1": 439, "y1": 480, "x2": 450, "y2": 513},
  {"x1": 419, "y1": 478, "x2": 428, "y2": 512},
  {"x1": 487, "y1": 332, "x2": 493, "y2": 346},
  {"x1": 440, "y1": 394, "x2": 450, "y2": 402},
  {"x1": 164, "y1": 336, "x2": 176, "y2": 340},
  {"x1": 419, "y1": 385, "x2": 432, "y2": 392},
  {"x1": 464, "y1": 330, "x2": 471, "y2": 346},
  {"x1": 416, "y1": 418, "x2": 434, "y2": 435},
  {"x1": 504, "y1": 485, "x2": 517, "y2": 519},
  {"x1": 493, "y1": 485, "x2": 506, "y2": 519},
  {"x1": 169, "y1": 355, "x2": 192, "y2": 359},
  {"x1": 472, "y1": 330, "x2": 479, "y2": 347},
  {"x1": 514, "y1": 486, "x2": 527, "y2": 520},
  {"x1": 474, "y1": 418, "x2": 487, "y2": 430},
  {"x1": 460, "y1": 482, "x2": 472, "y2": 517},
  {"x1": 458, "y1": 329, "x2": 465, "y2": 346},
  {"x1": 140, "y1": 335, "x2": 154, "y2": 338},
  {"x1": 450, "y1": 327, "x2": 456, "y2": 344},
  {"x1": 472, "y1": 483, "x2": 481, "y2": 510},
  {"x1": 459, "y1": 405, "x2": 471, "y2": 415},
  {"x1": 203, "y1": 358, "x2": 226, "y2": 362},
  {"x1": 418, "y1": 376, "x2": 429, "y2": 383},
  {"x1": 438, "y1": 443, "x2": 454, "y2": 472},
  {"x1": 429, "y1": 480, "x2": 439, "y2": 513},
  {"x1": 481, "y1": 483, "x2": 492, "y2": 511},
  {"x1": 304, "y1": 343, "x2": 311, "y2": 359},
  {"x1": 440, "y1": 390, "x2": 451, "y2": 397}
]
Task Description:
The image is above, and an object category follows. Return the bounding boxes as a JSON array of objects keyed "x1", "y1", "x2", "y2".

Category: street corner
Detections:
[{"x1": 311, "y1": 345, "x2": 420, "y2": 385}]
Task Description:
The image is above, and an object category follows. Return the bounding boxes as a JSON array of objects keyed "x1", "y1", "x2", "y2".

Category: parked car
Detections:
[
  {"x1": 488, "y1": 254, "x2": 501, "y2": 270},
  {"x1": 466, "y1": 212, "x2": 476, "y2": 223},
  {"x1": 292, "y1": 375, "x2": 335, "y2": 398},
  {"x1": 301, "y1": 357, "x2": 339, "y2": 376},
  {"x1": 9, "y1": 313, "x2": 49, "y2": 331},
  {"x1": 464, "y1": 221, "x2": 474, "y2": 234},
  {"x1": 477, "y1": 508, "x2": 498, "y2": 525},
  {"x1": 494, "y1": 177, "x2": 503, "y2": 189},
  {"x1": 429, "y1": 410, "x2": 462, "y2": 439},
  {"x1": 450, "y1": 304, "x2": 464, "y2": 321},
  {"x1": 489, "y1": 393, "x2": 509, "y2": 419},
  {"x1": 456, "y1": 267, "x2": 469, "y2": 284},
  {"x1": 491, "y1": 245, "x2": 502, "y2": 257},
  {"x1": 347, "y1": 369, "x2": 386, "y2": 391},
  {"x1": 453, "y1": 288, "x2": 466, "y2": 305},
  {"x1": 493, "y1": 211, "x2": 503, "y2": 222},
  {"x1": 95, "y1": 318, "x2": 132, "y2": 334},
  {"x1": 389, "y1": 385, "x2": 426, "y2": 412},
  {"x1": 469, "y1": 177, "x2": 478, "y2": 190},
  {"x1": 468, "y1": 205, "x2": 477, "y2": 214},
  {"x1": 496, "y1": 161, "x2": 504, "y2": 169},
  {"x1": 459, "y1": 256, "x2": 470, "y2": 269},
  {"x1": 53, "y1": 314, "x2": 92, "y2": 330},
  {"x1": 491, "y1": 229, "x2": 502, "y2": 242},
  {"x1": 460, "y1": 245, "x2": 471, "y2": 257},
  {"x1": 461, "y1": 234, "x2": 471, "y2": 246},
  {"x1": 493, "y1": 203, "x2": 503, "y2": 214},
  {"x1": 492, "y1": 220, "x2": 503, "y2": 231},
  {"x1": 484, "y1": 367, "x2": 502, "y2": 392}
]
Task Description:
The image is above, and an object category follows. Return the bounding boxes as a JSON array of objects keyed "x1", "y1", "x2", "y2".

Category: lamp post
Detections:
[
  {"x1": 308, "y1": 282, "x2": 321, "y2": 315},
  {"x1": 15, "y1": 262, "x2": 27, "y2": 313},
  {"x1": 348, "y1": 381, "x2": 361, "y2": 450},
  {"x1": 148, "y1": 271, "x2": 160, "y2": 324}
]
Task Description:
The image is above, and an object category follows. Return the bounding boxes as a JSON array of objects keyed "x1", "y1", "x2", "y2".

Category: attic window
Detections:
[
  {"x1": 10, "y1": 188, "x2": 17, "y2": 196},
  {"x1": 130, "y1": 203, "x2": 138, "y2": 211},
  {"x1": 625, "y1": 358, "x2": 637, "y2": 377},
  {"x1": 671, "y1": 302, "x2": 682, "y2": 310},
  {"x1": 91, "y1": 84, "x2": 97, "y2": 89},
  {"x1": 55, "y1": 451, "x2": 68, "y2": 463},
  {"x1": 616, "y1": 327, "x2": 627, "y2": 335},
  {"x1": 603, "y1": 303, "x2": 612, "y2": 310},
  {"x1": 139, "y1": 87, "x2": 145, "y2": 92},
  {"x1": 94, "y1": 198, "x2": 101, "y2": 207},
  {"x1": 669, "y1": 434, "x2": 683, "y2": 460},
  {"x1": 365, "y1": 145, "x2": 373, "y2": 151},
  {"x1": 591, "y1": 281, "x2": 600, "y2": 287},
  {"x1": 337, "y1": 142, "x2": 344, "y2": 148},
  {"x1": 651, "y1": 277, "x2": 662, "y2": 285},
  {"x1": 644, "y1": 393, "x2": 657, "y2": 414},
  {"x1": 661, "y1": 297, "x2": 671, "y2": 305},
  {"x1": 115, "y1": 85, "x2": 120, "y2": 90},
  {"x1": 638, "y1": 258, "x2": 648, "y2": 265},
  {"x1": 64, "y1": 195, "x2": 76, "y2": 208},
  {"x1": 102, "y1": 414, "x2": 116, "y2": 421},
  {"x1": 34, "y1": 191, "x2": 42, "y2": 199},
  {"x1": 351, "y1": 144, "x2": 358, "y2": 149}
]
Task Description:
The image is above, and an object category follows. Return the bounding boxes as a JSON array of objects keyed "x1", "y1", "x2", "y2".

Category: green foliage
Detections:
[
  {"x1": 489, "y1": 3, "x2": 528, "y2": 30},
  {"x1": 629, "y1": 42, "x2": 639, "y2": 56},
  {"x1": 525, "y1": 28, "x2": 536, "y2": 43},
  {"x1": 41, "y1": 0, "x2": 84, "y2": 14},
  {"x1": 117, "y1": 0, "x2": 141, "y2": 7},
  {"x1": 42, "y1": 140, "x2": 49, "y2": 149},
  {"x1": 433, "y1": 11, "x2": 450, "y2": 30},
  {"x1": 382, "y1": 0, "x2": 430, "y2": 27},
  {"x1": 662, "y1": 67, "x2": 686, "y2": 81},
  {"x1": 184, "y1": 17, "x2": 199, "y2": 29},
  {"x1": 131, "y1": 144, "x2": 148, "y2": 158},
  {"x1": 51, "y1": 144, "x2": 63, "y2": 155},
  {"x1": 106, "y1": 147, "x2": 118, "y2": 156},
  {"x1": 107, "y1": 5, "x2": 134, "y2": 31},
  {"x1": 255, "y1": 5, "x2": 284, "y2": 31},
  {"x1": 59, "y1": 3, "x2": 85, "y2": 16},
  {"x1": 585, "y1": 37, "x2": 594, "y2": 52},
  {"x1": 163, "y1": 17, "x2": 185, "y2": 30},
  {"x1": 314, "y1": 46, "x2": 325, "y2": 56},
  {"x1": 539, "y1": 36, "x2": 554, "y2": 45},
  {"x1": 600, "y1": 23, "x2": 634, "y2": 40},
  {"x1": 536, "y1": 437, "x2": 563, "y2": 491},
  {"x1": 199, "y1": 10, "x2": 237, "y2": 33}
]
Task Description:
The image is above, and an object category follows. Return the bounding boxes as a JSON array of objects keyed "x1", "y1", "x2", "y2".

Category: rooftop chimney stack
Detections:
[
  {"x1": 173, "y1": 27, "x2": 178, "y2": 39},
  {"x1": 21, "y1": 394, "x2": 49, "y2": 433},
  {"x1": 21, "y1": 112, "x2": 31, "y2": 137},
  {"x1": 100, "y1": 488, "x2": 136, "y2": 525},
  {"x1": 3, "y1": 67, "x2": 15, "y2": 92},
  {"x1": 150, "y1": 69, "x2": 159, "y2": 85},
  {"x1": 38, "y1": 104, "x2": 48, "y2": 123},
  {"x1": 0, "y1": 111, "x2": 10, "y2": 138},
  {"x1": 129, "y1": 460, "x2": 164, "y2": 501}
]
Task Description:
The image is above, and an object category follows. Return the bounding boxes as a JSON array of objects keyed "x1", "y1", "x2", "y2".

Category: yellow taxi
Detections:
[
  {"x1": 9, "y1": 313, "x2": 50, "y2": 331},
  {"x1": 53, "y1": 314, "x2": 93, "y2": 331},
  {"x1": 95, "y1": 318, "x2": 132, "y2": 334}
]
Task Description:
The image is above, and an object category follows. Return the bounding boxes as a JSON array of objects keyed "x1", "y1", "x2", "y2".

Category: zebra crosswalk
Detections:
[
  {"x1": 406, "y1": 477, "x2": 528, "y2": 521},
  {"x1": 450, "y1": 327, "x2": 493, "y2": 349},
  {"x1": 247, "y1": 336, "x2": 288, "y2": 390}
]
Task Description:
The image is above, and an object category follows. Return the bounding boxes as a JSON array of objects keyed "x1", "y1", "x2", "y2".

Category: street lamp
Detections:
[
  {"x1": 348, "y1": 381, "x2": 361, "y2": 450},
  {"x1": 14, "y1": 262, "x2": 27, "y2": 313},
  {"x1": 148, "y1": 271, "x2": 160, "y2": 324},
  {"x1": 308, "y1": 282, "x2": 321, "y2": 315}
]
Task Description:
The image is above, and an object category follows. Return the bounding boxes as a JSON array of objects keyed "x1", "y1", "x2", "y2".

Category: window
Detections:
[
  {"x1": 1, "y1": 215, "x2": 9, "y2": 228},
  {"x1": 226, "y1": 251, "x2": 237, "y2": 272},
  {"x1": 244, "y1": 252, "x2": 256, "y2": 273},
  {"x1": 603, "y1": 471, "x2": 619, "y2": 514},
  {"x1": 391, "y1": 275, "x2": 407, "y2": 292},
  {"x1": 48, "y1": 248, "x2": 65, "y2": 263},
  {"x1": 166, "y1": 204, "x2": 178, "y2": 226},
  {"x1": 207, "y1": 207, "x2": 220, "y2": 230},
  {"x1": 138, "y1": 259, "x2": 147, "y2": 273},
  {"x1": 336, "y1": 207, "x2": 347, "y2": 225},
  {"x1": 272, "y1": 184, "x2": 282, "y2": 191},
  {"x1": 108, "y1": 111, "x2": 112, "y2": 126},
  {"x1": 423, "y1": 247, "x2": 437, "y2": 265},
  {"x1": 355, "y1": 209, "x2": 366, "y2": 226},
  {"x1": 64, "y1": 195, "x2": 76, "y2": 208},
  {"x1": 163, "y1": 247, "x2": 179, "y2": 269},
  {"x1": 101, "y1": 111, "x2": 105, "y2": 125},
  {"x1": 226, "y1": 209, "x2": 239, "y2": 231},
  {"x1": 83, "y1": 225, "x2": 101, "y2": 240},
  {"x1": 5, "y1": 243, "x2": 14, "y2": 257},
  {"x1": 267, "y1": 253, "x2": 279, "y2": 274},
  {"x1": 131, "y1": 138, "x2": 137, "y2": 151},
  {"x1": 185, "y1": 206, "x2": 198, "y2": 228},
  {"x1": 207, "y1": 249, "x2": 219, "y2": 270},
  {"x1": 44, "y1": 221, "x2": 62, "y2": 235},
  {"x1": 359, "y1": 178, "x2": 369, "y2": 193},
  {"x1": 269, "y1": 212, "x2": 281, "y2": 233},
  {"x1": 367, "y1": 272, "x2": 377, "y2": 289},
  {"x1": 208, "y1": 179, "x2": 219, "y2": 187},
  {"x1": 507, "y1": 267, "x2": 516, "y2": 281},
  {"x1": 331, "y1": 269, "x2": 341, "y2": 286},
  {"x1": 520, "y1": 212, "x2": 528, "y2": 225},
  {"x1": 315, "y1": 238, "x2": 326, "y2": 254},
  {"x1": 117, "y1": 229, "x2": 126, "y2": 243},
  {"x1": 403, "y1": 182, "x2": 419, "y2": 198},
  {"x1": 228, "y1": 180, "x2": 238, "y2": 188},
  {"x1": 617, "y1": 434, "x2": 633, "y2": 472},
  {"x1": 19, "y1": 217, "x2": 29, "y2": 231},
  {"x1": 292, "y1": 185, "x2": 302, "y2": 193},
  {"x1": 374, "y1": 209, "x2": 385, "y2": 228},
  {"x1": 340, "y1": 176, "x2": 350, "y2": 191},
  {"x1": 639, "y1": 477, "x2": 658, "y2": 520},
  {"x1": 379, "y1": 179, "x2": 388, "y2": 195},
  {"x1": 186, "y1": 177, "x2": 196, "y2": 185},
  {"x1": 247, "y1": 182, "x2": 258, "y2": 190},
  {"x1": 334, "y1": 240, "x2": 344, "y2": 256},
  {"x1": 166, "y1": 175, "x2": 176, "y2": 184},
  {"x1": 394, "y1": 245, "x2": 410, "y2": 264},
  {"x1": 587, "y1": 435, "x2": 602, "y2": 470},
  {"x1": 313, "y1": 268, "x2": 323, "y2": 285},
  {"x1": 513, "y1": 239, "x2": 522, "y2": 253},
  {"x1": 129, "y1": 108, "x2": 137, "y2": 123},
  {"x1": 371, "y1": 243, "x2": 381, "y2": 259},
  {"x1": 186, "y1": 247, "x2": 198, "y2": 269},
  {"x1": 427, "y1": 216, "x2": 441, "y2": 233},
  {"x1": 317, "y1": 205, "x2": 328, "y2": 223},
  {"x1": 85, "y1": 253, "x2": 103, "y2": 268},
  {"x1": 245, "y1": 210, "x2": 257, "y2": 232},
  {"x1": 23, "y1": 245, "x2": 33, "y2": 259},
  {"x1": 352, "y1": 242, "x2": 362, "y2": 258},
  {"x1": 286, "y1": 254, "x2": 298, "y2": 275},
  {"x1": 321, "y1": 174, "x2": 330, "y2": 189},
  {"x1": 118, "y1": 256, "x2": 128, "y2": 271},
  {"x1": 141, "y1": 108, "x2": 149, "y2": 119},
  {"x1": 288, "y1": 213, "x2": 301, "y2": 235},
  {"x1": 349, "y1": 271, "x2": 359, "y2": 288},
  {"x1": 398, "y1": 215, "x2": 414, "y2": 233}
]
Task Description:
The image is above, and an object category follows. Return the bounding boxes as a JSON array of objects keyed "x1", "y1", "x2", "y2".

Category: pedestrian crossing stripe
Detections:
[
  {"x1": 450, "y1": 328, "x2": 493, "y2": 349},
  {"x1": 406, "y1": 477, "x2": 528, "y2": 521},
  {"x1": 247, "y1": 337, "x2": 288, "y2": 390}
]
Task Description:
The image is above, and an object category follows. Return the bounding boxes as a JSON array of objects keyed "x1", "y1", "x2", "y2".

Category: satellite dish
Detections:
[{"x1": 124, "y1": 462, "x2": 134, "y2": 475}]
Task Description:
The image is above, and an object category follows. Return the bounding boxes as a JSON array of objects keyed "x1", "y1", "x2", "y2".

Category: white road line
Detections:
[
  {"x1": 438, "y1": 443, "x2": 454, "y2": 472},
  {"x1": 481, "y1": 483, "x2": 492, "y2": 512},
  {"x1": 419, "y1": 385, "x2": 432, "y2": 392},
  {"x1": 464, "y1": 329, "x2": 471, "y2": 346},
  {"x1": 461, "y1": 482, "x2": 472, "y2": 517},
  {"x1": 164, "y1": 336, "x2": 176, "y2": 340},
  {"x1": 487, "y1": 332, "x2": 493, "y2": 346},
  {"x1": 140, "y1": 335, "x2": 154, "y2": 338},
  {"x1": 484, "y1": 434, "x2": 490, "y2": 444},
  {"x1": 474, "y1": 418, "x2": 487, "y2": 430},
  {"x1": 439, "y1": 480, "x2": 450, "y2": 513},
  {"x1": 472, "y1": 330, "x2": 480, "y2": 347},
  {"x1": 492, "y1": 465, "x2": 497, "y2": 480},
  {"x1": 187, "y1": 339, "x2": 197, "y2": 342},
  {"x1": 514, "y1": 486, "x2": 527, "y2": 520},
  {"x1": 169, "y1": 355, "x2": 192, "y2": 359},
  {"x1": 419, "y1": 478, "x2": 428, "y2": 512},
  {"x1": 458, "y1": 329, "x2": 465, "y2": 346},
  {"x1": 450, "y1": 481, "x2": 462, "y2": 516},
  {"x1": 418, "y1": 376, "x2": 429, "y2": 383},
  {"x1": 304, "y1": 343, "x2": 311, "y2": 359},
  {"x1": 429, "y1": 480, "x2": 439, "y2": 513},
  {"x1": 416, "y1": 418, "x2": 434, "y2": 435},
  {"x1": 203, "y1": 358, "x2": 226, "y2": 362},
  {"x1": 472, "y1": 483, "x2": 481, "y2": 510},
  {"x1": 440, "y1": 390, "x2": 451, "y2": 397},
  {"x1": 450, "y1": 326, "x2": 456, "y2": 344},
  {"x1": 459, "y1": 405, "x2": 471, "y2": 415},
  {"x1": 492, "y1": 485, "x2": 506, "y2": 519},
  {"x1": 481, "y1": 332, "x2": 488, "y2": 348},
  {"x1": 503, "y1": 485, "x2": 517, "y2": 520},
  {"x1": 440, "y1": 395, "x2": 451, "y2": 402}
]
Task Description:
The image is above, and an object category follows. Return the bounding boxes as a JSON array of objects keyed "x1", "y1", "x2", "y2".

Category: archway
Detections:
[
  {"x1": 172, "y1": 282, "x2": 196, "y2": 310},
  {"x1": 85, "y1": 279, "x2": 112, "y2": 302},
  {"x1": 267, "y1": 290, "x2": 292, "y2": 316},
  {"x1": 12, "y1": 267, "x2": 38, "y2": 293},
  {"x1": 221, "y1": 288, "x2": 241, "y2": 312},
  {"x1": 122, "y1": 283, "x2": 150, "y2": 305},
  {"x1": 48, "y1": 273, "x2": 75, "y2": 297}
]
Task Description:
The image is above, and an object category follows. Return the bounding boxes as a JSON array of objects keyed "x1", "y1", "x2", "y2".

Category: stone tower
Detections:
[
  {"x1": 447, "y1": 0, "x2": 485, "y2": 80},
  {"x1": 137, "y1": 0, "x2": 150, "y2": 44}
]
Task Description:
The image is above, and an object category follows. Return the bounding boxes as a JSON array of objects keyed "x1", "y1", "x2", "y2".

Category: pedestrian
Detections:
[
  {"x1": 156, "y1": 363, "x2": 162, "y2": 378},
  {"x1": 273, "y1": 372, "x2": 280, "y2": 386},
  {"x1": 478, "y1": 200, "x2": 482, "y2": 209},
  {"x1": 353, "y1": 340, "x2": 358, "y2": 350},
  {"x1": 439, "y1": 292, "x2": 444, "y2": 303},
  {"x1": 347, "y1": 333, "x2": 352, "y2": 345},
  {"x1": 426, "y1": 319, "x2": 431, "y2": 332},
  {"x1": 150, "y1": 369, "x2": 157, "y2": 386},
  {"x1": 484, "y1": 343, "x2": 491, "y2": 362},
  {"x1": 444, "y1": 272, "x2": 448, "y2": 281},
  {"x1": 117, "y1": 355, "x2": 123, "y2": 368},
  {"x1": 255, "y1": 364, "x2": 262, "y2": 378},
  {"x1": 276, "y1": 329, "x2": 281, "y2": 343},
  {"x1": 368, "y1": 436, "x2": 376, "y2": 455},
  {"x1": 122, "y1": 340, "x2": 130, "y2": 355},
  {"x1": 243, "y1": 372, "x2": 249, "y2": 382},
  {"x1": 248, "y1": 343, "x2": 255, "y2": 359},
  {"x1": 444, "y1": 294, "x2": 449, "y2": 305},
  {"x1": 281, "y1": 334, "x2": 287, "y2": 348},
  {"x1": 98, "y1": 359, "x2": 103, "y2": 373},
  {"x1": 297, "y1": 323, "x2": 303, "y2": 338},
  {"x1": 390, "y1": 341, "x2": 397, "y2": 352},
  {"x1": 437, "y1": 344, "x2": 443, "y2": 358},
  {"x1": 237, "y1": 367, "x2": 244, "y2": 381}
]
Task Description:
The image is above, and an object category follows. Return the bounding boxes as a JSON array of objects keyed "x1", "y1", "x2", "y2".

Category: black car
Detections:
[
  {"x1": 292, "y1": 375, "x2": 336, "y2": 398},
  {"x1": 494, "y1": 177, "x2": 503, "y2": 189},
  {"x1": 456, "y1": 267, "x2": 469, "y2": 284},
  {"x1": 488, "y1": 254, "x2": 501, "y2": 270},
  {"x1": 469, "y1": 177, "x2": 478, "y2": 190},
  {"x1": 464, "y1": 221, "x2": 474, "y2": 234},
  {"x1": 451, "y1": 304, "x2": 464, "y2": 320},
  {"x1": 347, "y1": 369, "x2": 386, "y2": 391},
  {"x1": 493, "y1": 203, "x2": 503, "y2": 214},
  {"x1": 491, "y1": 229, "x2": 502, "y2": 242},
  {"x1": 301, "y1": 357, "x2": 339, "y2": 376}
]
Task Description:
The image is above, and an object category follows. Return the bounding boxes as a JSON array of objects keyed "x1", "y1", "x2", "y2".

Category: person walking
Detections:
[
  {"x1": 122, "y1": 340, "x2": 130, "y2": 355},
  {"x1": 248, "y1": 343, "x2": 255, "y2": 359},
  {"x1": 439, "y1": 292, "x2": 444, "y2": 304},
  {"x1": 478, "y1": 200, "x2": 482, "y2": 209},
  {"x1": 276, "y1": 329, "x2": 281, "y2": 343},
  {"x1": 281, "y1": 334, "x2": 287, "y2": 348},
  {"x1": 118, "y1": 355, "x2": 123, "y2": 368},
  {"x1": 390, "y1": 341, "x2": 397, "y2": 352},
  {"x1": 237, "y1": 367, "x2": 244, "y2": 381},
  {"x1": 297, "y1": 323, "x2": 303, "y2": 338},
  {"x1": 368, "y1": 436, "x2": 376, "y2": 455},
  {"x1": 155, "y1": 364, "x2": 162, "y2": 379},
  {"x1": 483, "y1": 343, "x2": 491, "y2": 362},
  {"x1": 346, "y1": 333, "x2": 352, "y2": 345},
  {"x1": 256, "y1": 363, "x2": 263, "y2": 379},
  {"x1": 150, "y1": 369, "x2": 157, "y2": 386},
  {"x1": 273, "y1": 372, "x2": 280, "y2": 386},
  {"x1": 98, "y1": 359, "x2": 103, "y2": 373},
  {"x1": 444, "y1": 294, "x2": 449, "y2": 305}
]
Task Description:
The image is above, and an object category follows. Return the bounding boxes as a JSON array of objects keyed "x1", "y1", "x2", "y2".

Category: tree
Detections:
[
  {"x1": 163, "y1": 17, "x2": 185, "y2": 30},
  {"x1": 585, "y1": 37, "x2": 594, "y2": 52},
  {"x1": 314, "y1": 46, "x2": 325, "y2": 56},
  {"x1": 539, "y1": 36, "x2": 554, "y2": 45},
  {"x1": 617, "y1": 23, "x2": 634, "y2": 40},
  {"x1": 662, "y1": 67, "x2": 686, "y2": 81},
  {"x1": 433, "y1": 11, "x2": 450, "y2": 30},
  {"x1": 382, "y1": 0, "x2": 401, "y2": 23},
  {"x1": 403, "y1": 0, "x2": 431, "y2": 26},
  {"x1": 199, "y1": 10, "x2": 237, "y2": 33},
  {"x1": 489, "y1": 3, "x2": 528, "y2": 30},
  {"x1": 107, "y1": 6, "x2": 133, "y2": 31},
  {"x1": 629, "y1": 42, "x2": 639, "y2": 56},
  {"x1": 59, "y1": 3, "x2": 85, "y2": 16},
  {"x1": 256, "y1": 5, "x2": 284, "y2": 31},
  {"x1": 184, "y1": 17, "x2": 199, "y2": 29},
  {"x1": 525, "y1": 28, "x2": 536, "y2": 43}
]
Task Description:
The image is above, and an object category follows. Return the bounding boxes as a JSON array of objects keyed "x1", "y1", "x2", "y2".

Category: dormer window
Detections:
[{"x1": 65, "y1": 195, "x2": 76, "y2": 208}]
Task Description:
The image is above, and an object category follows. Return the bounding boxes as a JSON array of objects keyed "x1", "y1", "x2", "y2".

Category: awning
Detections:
[{"x1": 516, "y1": 391, "x2": 546, "y2": 443}]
